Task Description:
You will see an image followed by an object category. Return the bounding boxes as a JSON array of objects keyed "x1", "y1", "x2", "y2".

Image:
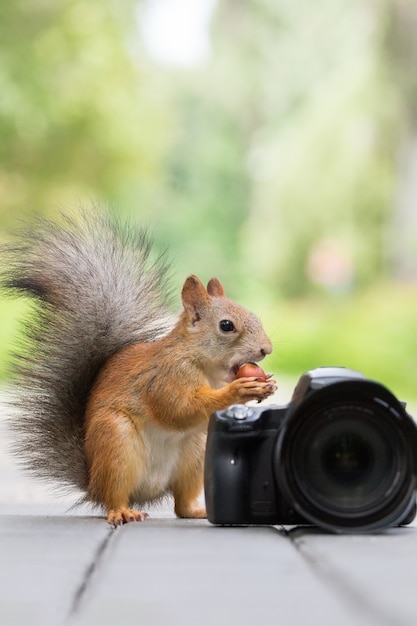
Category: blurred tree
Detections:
[
  {"x1": 381, "y1": 0, "x2": 417, "y2": 279},
  {"x1": 0, "y1": 0, "x2": 414, "y2": 297},
  {"x1": 164, "y1": 0, "x2": 406, "y2": 297},
  {"x1": 218, "y1": 0, "x2": 397, "y2": 296},
  {"x1": 0, "y1": 0, "x2": 172, "y2": 228}
]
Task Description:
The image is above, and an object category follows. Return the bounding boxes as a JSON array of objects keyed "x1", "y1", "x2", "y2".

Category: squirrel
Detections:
[{"x1": 1, "y1": 211, "x2": 277, "y2": 525}]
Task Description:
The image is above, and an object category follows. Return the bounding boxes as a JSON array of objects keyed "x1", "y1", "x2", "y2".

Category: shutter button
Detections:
[{"x1": 225, "y1": 404, "x2": 252, "y2": 420}]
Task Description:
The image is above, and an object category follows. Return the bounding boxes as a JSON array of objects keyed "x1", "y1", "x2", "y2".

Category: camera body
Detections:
[{"x1": 204, "y1": 367, "x2": 417, "y2": 533}]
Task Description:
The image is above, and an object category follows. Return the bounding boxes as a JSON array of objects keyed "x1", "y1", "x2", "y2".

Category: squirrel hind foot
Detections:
[
  {"x1": 175, "y1": 506, "x2": 207, "y2": 519},
  {"x1": 107, "y1": 509, "x2": 149, "y2": 526}
]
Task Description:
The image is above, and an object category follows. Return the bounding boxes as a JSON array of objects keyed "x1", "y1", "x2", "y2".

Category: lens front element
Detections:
[
  {"x1": 324, "y1": 431, "x2": 372, "y2": 484},
  {"x1": 294, "y1": 407, "x2": 398, "y2": 516}
]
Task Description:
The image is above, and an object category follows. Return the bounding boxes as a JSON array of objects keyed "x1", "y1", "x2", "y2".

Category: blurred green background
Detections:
[{"x1": 0, "y1": 0, "x2": 416, "y2": 403}]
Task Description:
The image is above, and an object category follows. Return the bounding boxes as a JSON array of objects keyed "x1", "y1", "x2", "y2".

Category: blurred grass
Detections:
[
  {"x1": 262, "y1": 282, "x2": 417, "y2": 405},
  {"x1": 0, "y1": 298, "x2": 33, "y2": 380},
  {"x1": 0, "y1": 282, "x2": 416, "y2": 409}
]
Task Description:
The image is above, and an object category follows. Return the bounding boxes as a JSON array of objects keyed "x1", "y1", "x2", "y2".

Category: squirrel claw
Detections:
[{"x1": 107, "y1": 509, "x2": 149, "y2": 526}]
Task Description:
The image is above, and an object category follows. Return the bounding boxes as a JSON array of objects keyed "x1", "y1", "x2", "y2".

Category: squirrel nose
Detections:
[{"x1": 260, "y1": 340, "x2": 273, "y2": 357}]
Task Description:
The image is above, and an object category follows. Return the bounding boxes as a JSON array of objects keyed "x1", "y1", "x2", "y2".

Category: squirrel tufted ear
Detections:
[
  {"x1": 181, "y1": 275, "x2": 210, "y2": 323},
  {"x1": 207, "y1": 277, "x2": 226, "y2": 297}
]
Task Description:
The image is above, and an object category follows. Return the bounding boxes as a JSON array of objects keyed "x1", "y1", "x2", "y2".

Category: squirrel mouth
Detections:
[{"x1": 227, "y1": 363, "x2": 241, "y2": 382}]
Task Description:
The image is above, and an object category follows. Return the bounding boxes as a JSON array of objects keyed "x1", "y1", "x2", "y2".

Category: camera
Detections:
[{"x1": 204, "y1": 367, "x2": 417, "y2": 533}]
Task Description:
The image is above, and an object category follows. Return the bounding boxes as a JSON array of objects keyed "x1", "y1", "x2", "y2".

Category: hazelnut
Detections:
[{"x1": 235, "y1": 362, "x2": 267, "y2": 380}]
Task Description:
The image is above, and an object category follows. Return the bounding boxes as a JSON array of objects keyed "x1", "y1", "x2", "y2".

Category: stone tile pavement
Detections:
[{"x1": 1, "y1": 384, "x2": 417, "y2": 626}]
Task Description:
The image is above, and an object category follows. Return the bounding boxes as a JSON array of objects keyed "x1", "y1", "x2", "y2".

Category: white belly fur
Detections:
[{"x1": 131, "y1": 422, "x2": 189, "y2": 504}]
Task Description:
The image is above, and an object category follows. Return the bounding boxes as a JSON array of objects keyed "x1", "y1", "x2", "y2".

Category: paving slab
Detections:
[
  {"x1": 2, "y1": 388, "x2": 417, "y2": 626},
  {"x1": 2, "y1": 512, "x2": 417, "y2": 626},
  {"x1": 0, "y1": 513, "x2": 110, "y2": 626},
  {"x1": 69, "y1": 518, "x2": 389, "y2": 626},
  {"x1": 289, "y1": 525, "x2": 417, "y2": 626}
]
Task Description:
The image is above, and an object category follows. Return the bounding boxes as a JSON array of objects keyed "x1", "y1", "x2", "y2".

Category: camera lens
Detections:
[
  {"x1": 276, "y1": 382, "x2": 417, "y2": 532},
  {"x1": 294, "y1": 406, "x2": 396, "y2": 514}
]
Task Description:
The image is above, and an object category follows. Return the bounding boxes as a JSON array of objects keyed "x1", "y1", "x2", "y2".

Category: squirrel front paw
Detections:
[
  {"x1": 229, "y1": 376, "x2": 277, "y2": 403},
  {"x1": 107, "y1": 508, "x2": 149, "y2": 526}
]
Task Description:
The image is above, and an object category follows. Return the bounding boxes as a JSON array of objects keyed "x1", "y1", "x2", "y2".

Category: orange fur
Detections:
[{"x1": 84, "y1": 275, "x2": 276, "y2": 524}]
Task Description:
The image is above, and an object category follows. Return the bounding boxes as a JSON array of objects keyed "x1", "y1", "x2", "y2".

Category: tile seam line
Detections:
[
  {"x1": 279, "y1": 527, "x2": 408, "y2": 626},
  {"x1": 64, "y1": 524, "x2": 117, "y2": 624}
]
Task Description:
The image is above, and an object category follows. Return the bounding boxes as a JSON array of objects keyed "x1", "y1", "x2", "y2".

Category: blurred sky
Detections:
[{"x1": 139, "y1": 0, "x2": 216, "y2": 67}]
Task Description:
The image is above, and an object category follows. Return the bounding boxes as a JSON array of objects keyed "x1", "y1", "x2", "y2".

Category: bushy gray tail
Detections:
[{"x1": 1, "y1": 211, "x2": 174, "y2": 493}]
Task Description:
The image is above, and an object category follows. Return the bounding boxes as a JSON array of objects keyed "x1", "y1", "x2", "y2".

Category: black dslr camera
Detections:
[{"x1": 204, "y1": 367, "x2": 417, "y2": 533}]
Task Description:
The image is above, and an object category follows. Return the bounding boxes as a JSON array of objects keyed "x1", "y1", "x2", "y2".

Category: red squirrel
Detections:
[{"x1": 2, "y1": 212, "x2": 277, "y2": 525}]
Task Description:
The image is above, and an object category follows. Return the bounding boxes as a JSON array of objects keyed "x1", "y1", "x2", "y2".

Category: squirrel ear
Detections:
[
  {"x1": 181, "y1": 275, "x2": 210, "y2": 323},
  {"x1": 207, "y1": 277, "x2": 226, "y2": 297}
]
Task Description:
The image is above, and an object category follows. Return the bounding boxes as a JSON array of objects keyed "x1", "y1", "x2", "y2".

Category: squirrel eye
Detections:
[{"x1": 220, "y1": 320, "x2": 235, "y2": 332}]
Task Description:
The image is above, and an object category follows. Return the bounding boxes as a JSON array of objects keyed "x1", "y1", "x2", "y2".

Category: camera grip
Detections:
[{"x1": 204, "y1": 434, "x2": 251, "y2": 524}]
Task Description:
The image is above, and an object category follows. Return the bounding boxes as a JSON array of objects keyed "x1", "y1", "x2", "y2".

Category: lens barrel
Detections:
[{"x1": 275, "y1": 380, "x2": 417, "y2": 532}]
